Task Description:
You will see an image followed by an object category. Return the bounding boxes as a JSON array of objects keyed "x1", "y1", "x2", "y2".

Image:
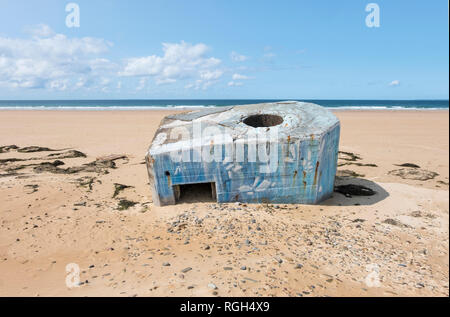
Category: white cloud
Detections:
[
  {"x1": 156, "y1": 78, "x2": 177, "y2": 85},
  {"x1": 0, "y1": 24, "x2": 115, "y2": 90},
  {"x1": 25, "y1": 24, "x2": 55, "y2": 38},
  {"x1": 120, "y1": 41, "x2": 223, "y2": 89},
  {"x1": 200, "y1": 69, "x2": 223, "y2": 81},
  {"x1": 136, "y1": 78, "x2": 148, "y2": 91},
  {"x1": 261, "y1": 52, "x2": 276, "y2": 64},
  {"x1": 389, "y1": 80, "x2": 400, "y2": 86},
  {"x1": 230, "y1": 51, "x2": 248, "y2": 62},
  {"x1": 227, "y1": 81, "x2": 243, "y2": 87},
  {"x1": 0, "y1": 27, "x2": 224, "y2": 93},
  {"x1": 49, "y1": 79, "x2": 69, "y2": 91},
  {"x1": 232, "y1": 73, "x2": 249, "y2": 80}
]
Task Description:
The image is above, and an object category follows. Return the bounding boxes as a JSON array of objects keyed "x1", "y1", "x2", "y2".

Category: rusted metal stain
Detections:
[
  {"x1": 313, "y1": 161, "x2": 320, "y2": 186},
  {"x1": 286, "y1": 135, "x2": 291, "y2": 158}
]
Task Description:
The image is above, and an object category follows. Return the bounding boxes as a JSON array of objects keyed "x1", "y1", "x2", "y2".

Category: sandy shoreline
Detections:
[{"x1": 0, "y1": 109, "x2": 448, "y2": 296}]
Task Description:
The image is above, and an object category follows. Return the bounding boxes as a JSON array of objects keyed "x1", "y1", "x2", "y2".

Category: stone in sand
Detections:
[
  {"x1": 388, "y1": 168, "x2": 438, "y2": 181},
  {"x1": 334, "y1": 184, "x2": 375, "y2": 197},
  {"x1": 47, "y1": 150, "x2": 87, "y2": 159},
  {"x1": 112, "y1": 183, "x2": 134, "y2": 198},
  {"x1": 336, "y1": 169, "x2": 365, "y2": 178},
  {"x1": 0, "y1": 145, "x2": 18, "y2": 153},
  {"x1": 395, "y1": 163, "x2": 421, "y2": 168},
  {"x1": 17, "y1": 146, "x2": 58, "y2": 153},
  {"x1": 117, "y1": 199, "x2": 138, "y2": 211}
]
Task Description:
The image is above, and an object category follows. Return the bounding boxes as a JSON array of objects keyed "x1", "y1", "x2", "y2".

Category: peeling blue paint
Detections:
[{"x1": 146, "y1": 101, "x2": 340, "y2": 206}]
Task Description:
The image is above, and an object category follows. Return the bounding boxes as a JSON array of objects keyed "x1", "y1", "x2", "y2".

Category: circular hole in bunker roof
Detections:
[{"x1": 243, "y1": 114, "x2": 284, "y2": 128}]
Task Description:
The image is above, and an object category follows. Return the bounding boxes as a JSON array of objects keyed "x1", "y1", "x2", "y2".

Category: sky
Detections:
[{"x1": 0, "y1": 0, "x2": 448, "y2": 100}]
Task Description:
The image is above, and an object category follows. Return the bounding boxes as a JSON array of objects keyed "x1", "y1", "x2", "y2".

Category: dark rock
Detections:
[
  {"x1": 113, "y1": 183, "x2": 134, "y2": 198},
  {"x1": 338, "y1": 151, "x2": 362, "y2": 162},
  {"x1": 17, "y1": 146, "x2": 57, "y2": 153},
  {"x1": 336, "y1": 169, "x2": 365, "y2": 178},
  {"x1": 33, "y1": 160, "x2": 66, "y2": 173},
  {"x1": 24, "y1": 184, "x2": 39, "y2": 194},
  {"x1": 0, "y1": 145, "x2": 18, "y2": 153},
  {"x1": 395, "y1": 163, "x2": 420, "y2": 168},
  {"x1": 47, "y1": 150, "x2": 87, "y2": 159},
  {"x1": 388, "y1": 168, "x2": 438, "y2": 181},
  {"x1": 339, "y1": 162, "x2": 378, "y2": 167},
  {"x1": 0, "y1": 158, "x2": 24, "y2": 165},
  {"x1": 117, "y1": 200, "x2": 138, "y2": 211},
  {"x1": 334, "y1": 184, "x2": 375, "y2": 197},
  {"x1": 383, "y1": 218, "x2": 409, "y2": 228},
  {"x1": 75, "y1": 176, "x2": 96, "y2": 190},
  {"x1": 32, "y1": 155, "x2": 127, "y2": 175}
]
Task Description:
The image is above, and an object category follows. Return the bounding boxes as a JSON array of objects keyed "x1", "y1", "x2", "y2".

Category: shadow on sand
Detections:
[
  {"x1": 322, "y1": 177, "x2": 390, "y2": 206},
  {"x1": 175, "y1": 177, "x2": 389, "y2": 206}
]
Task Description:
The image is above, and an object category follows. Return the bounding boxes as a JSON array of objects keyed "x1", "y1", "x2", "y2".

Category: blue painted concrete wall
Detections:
[{"x1": 147, "y1": 121, "x2": 340, "y2": 205}]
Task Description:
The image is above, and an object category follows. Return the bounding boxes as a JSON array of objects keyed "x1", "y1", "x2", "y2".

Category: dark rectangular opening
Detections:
[{"x1": 173, "y1": 182, "x2": 217, "y2": 204}]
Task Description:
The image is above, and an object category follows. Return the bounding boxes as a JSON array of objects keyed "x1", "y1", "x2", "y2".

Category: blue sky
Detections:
[{"x1": 0, "y1": 0, "x2": 448, "y2": 99}]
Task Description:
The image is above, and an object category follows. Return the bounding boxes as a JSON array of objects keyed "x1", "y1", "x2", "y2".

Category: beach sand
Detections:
[{"x1": 0, "y1": 109, "x2": 448, "y2": 297}]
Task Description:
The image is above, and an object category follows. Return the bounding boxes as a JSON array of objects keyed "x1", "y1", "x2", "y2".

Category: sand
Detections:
[{"x1": 0, "y1": 109, "x2": 448, "y2": 297}]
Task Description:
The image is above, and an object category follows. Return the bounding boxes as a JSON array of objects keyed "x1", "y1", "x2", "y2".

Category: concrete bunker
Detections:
[{"x1": 146, "y1": 101, "x2": 340, "y2": 206}]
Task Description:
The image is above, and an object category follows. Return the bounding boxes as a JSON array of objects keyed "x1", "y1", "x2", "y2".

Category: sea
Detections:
[{"x1": 0, "y1": 99, "x2": 448, "y2": 110}]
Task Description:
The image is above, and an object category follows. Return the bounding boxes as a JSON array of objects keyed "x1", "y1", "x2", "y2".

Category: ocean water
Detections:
[{"x1": 0, "y1": 99, "x2": 448, "y2": 110}]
